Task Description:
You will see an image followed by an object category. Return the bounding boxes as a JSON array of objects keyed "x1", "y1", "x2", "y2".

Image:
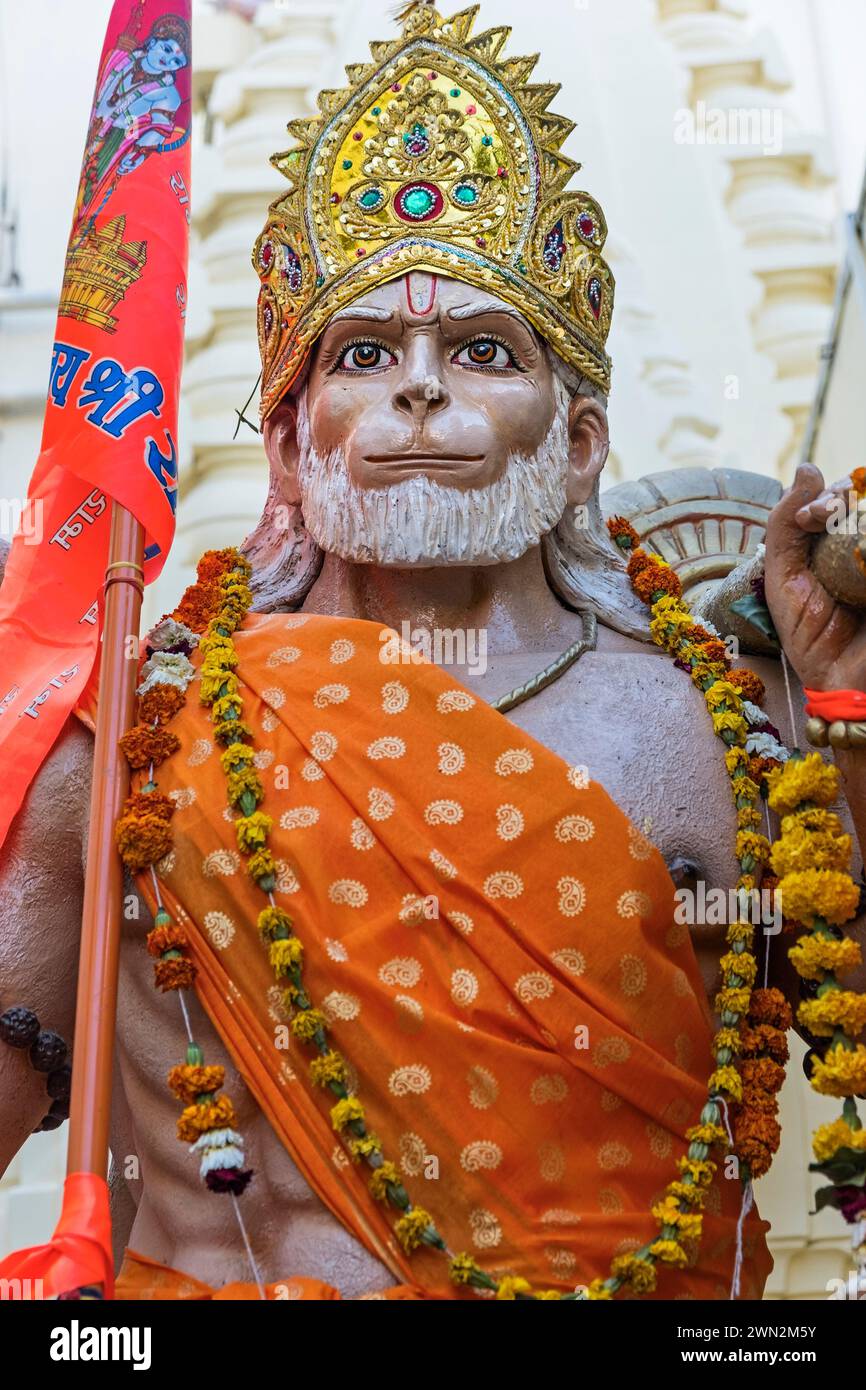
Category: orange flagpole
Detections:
[
  {"x1": 0, "y1": 505, "x2": 146, "y2": 1300},
  {"x1": 67, "y1": 505, "x2": 144, "y2": 1187}
]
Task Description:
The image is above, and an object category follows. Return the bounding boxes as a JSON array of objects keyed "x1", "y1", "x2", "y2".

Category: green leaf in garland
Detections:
[
  {"x1": 811, "y1": 1181, "x2": 865, "y2": 1214},
  {"x1": 729, "y1": 591, "x2": 780, "y2": 648},
  {"x1": 809, "y1": 1148, "x2": 866, "y2": 1185},
  {"x1": 812, "y1": 1184, "x2": 844, "y2": 1214}
]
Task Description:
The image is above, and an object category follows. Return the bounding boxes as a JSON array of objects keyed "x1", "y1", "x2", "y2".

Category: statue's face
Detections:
[
  {"x1": 145, "y1": 38, "x2": 187, "y2": 73},
  {"x1": 306, "y1": 274, "x2": 558, "y2": 491},
  {"x1": 265, "y1": 273, "x2": 608, "y2": 568}
]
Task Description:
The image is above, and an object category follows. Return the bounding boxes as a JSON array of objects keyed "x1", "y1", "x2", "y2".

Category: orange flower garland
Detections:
[
  {"x1": 609, "y1": 517, "x2": 792, "y2": 1210},
  {"x1": 733, "y1": 988, "x2": 791, "y2": 1178},
  {"x1": 115, "y1": 549, "x2": 253, "y2": 1198},
  {"x1": 611, "y1": 514, "x2": 866, "y2": 1233}
]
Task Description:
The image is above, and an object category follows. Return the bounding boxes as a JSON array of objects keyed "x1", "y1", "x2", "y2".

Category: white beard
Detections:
[{"x1": 295, "y1": 387, "x2": 571, "y2": 568}]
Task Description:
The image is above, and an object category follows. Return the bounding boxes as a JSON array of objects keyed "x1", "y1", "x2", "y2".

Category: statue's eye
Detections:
[
  {"x1": 337, "y1": 342, "x2": 397, "y2": 372},
  {"x1": 451, "y1": 339, "x2": 516, "y2": 369}
]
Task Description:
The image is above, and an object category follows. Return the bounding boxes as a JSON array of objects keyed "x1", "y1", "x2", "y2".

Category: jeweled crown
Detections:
[{"x1": 254, "y1": 1, "x2": 614, "y2": 419}]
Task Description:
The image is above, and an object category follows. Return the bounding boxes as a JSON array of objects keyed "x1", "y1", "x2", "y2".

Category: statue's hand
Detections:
[{"x1": 764, "y1": 462, "x2": 866, "y2": 691}]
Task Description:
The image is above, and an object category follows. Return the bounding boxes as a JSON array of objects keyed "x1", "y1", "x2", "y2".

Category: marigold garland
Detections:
[
  {"x1": 118, "y1": 724, "x2": 180, "y2": 770},
  {"x1": 813, "y1": 1118, "x2": 866, "y2": 1163},
  {"x1": 139, "y1": 684, "x2": 187, "y2": 726},
  {"x1": 788, "y1": 935, "x2": 862, "y2": 981},
  {"x1": 153, "y1": 958, "x2": 198, "y2": 992},
  {"x1": 609, "y1": 514, "x2": 791, "y2": 1287},
  {"x1": 765, "y1": 753, "x2": 866, "y2": 1217},
  {"x1": 116, "y1": 550, "x2": 254, "y2": 1198},
  {"x1": 610, "y1": 516, "x2": 866, "y2": 1236}
]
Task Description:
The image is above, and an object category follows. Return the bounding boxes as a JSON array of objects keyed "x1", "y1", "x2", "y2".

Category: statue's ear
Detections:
[
  {"x1": 263, "y1": 394, "x2": 302, "y2": 507},
  {"x1": 566, "y1": 394, "x2": 610, "y2": 507}
]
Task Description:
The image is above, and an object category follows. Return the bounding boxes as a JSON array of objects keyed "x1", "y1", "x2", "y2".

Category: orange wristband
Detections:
[{"x1": 804, "y1": 688, "x2": 866, "y2": 721}]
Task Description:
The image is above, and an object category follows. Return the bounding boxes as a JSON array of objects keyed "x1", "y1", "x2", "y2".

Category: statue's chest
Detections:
[{"x1": 469, "y1": 647, "x2": 744, "y2": 893}]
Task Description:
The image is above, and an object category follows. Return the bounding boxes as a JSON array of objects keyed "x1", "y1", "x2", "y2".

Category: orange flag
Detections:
[
  {"x1": 0, "y1": 0, "x2": 191, "y2": 846},
  {"x1": 0, "y1": 1174, "x2": 114, "y2": 1300}
]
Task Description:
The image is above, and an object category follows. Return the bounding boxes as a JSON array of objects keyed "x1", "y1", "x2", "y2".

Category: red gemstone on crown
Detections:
[
  {"x1": 578, "y1": 213, "x2": 596, "y2": 240},
  {"x1": 260, "y1": 241, "x2": 274, "y2": 270},
  {"x1": 587, "y1": 276, "x2": 603, "y2": 320}
]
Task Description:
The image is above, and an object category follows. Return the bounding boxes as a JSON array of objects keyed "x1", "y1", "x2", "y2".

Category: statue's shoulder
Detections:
[{"x1": 601, "y1": 465, "x2": 782, "y2": 656}]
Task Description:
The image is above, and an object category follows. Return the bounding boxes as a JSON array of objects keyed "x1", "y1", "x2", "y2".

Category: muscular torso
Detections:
[{"x1": 1, "y1": 612, "x2": 815, "y2": 1296}]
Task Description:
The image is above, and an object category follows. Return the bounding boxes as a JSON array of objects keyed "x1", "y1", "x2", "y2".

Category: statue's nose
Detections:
[{"x1": 391, "y1": 370, "x2": 451, "y2": 425}]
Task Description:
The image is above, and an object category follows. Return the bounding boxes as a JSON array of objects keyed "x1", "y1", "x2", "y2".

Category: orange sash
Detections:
[
  {"x1": 114, "y1": 1249, "x2": 422, "y2": 1300},
  {"x1": 119, "y1": 611, "x2": 770, "y2": 1299}
]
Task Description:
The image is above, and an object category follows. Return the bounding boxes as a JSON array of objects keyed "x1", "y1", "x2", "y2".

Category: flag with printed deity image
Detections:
[{"x1": 0, "y1": 0, "x2": 191, "y2": 846}]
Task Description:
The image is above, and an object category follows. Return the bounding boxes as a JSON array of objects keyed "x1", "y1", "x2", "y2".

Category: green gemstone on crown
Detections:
[
  {"x1": 454, "y1": 182, "x2": 479, "y2": 206},
  {"x1": 403, "y1": 187, "x2": 434, "y2": 217},
  {"x1": 359, "y1": 187, "x2": 384, "y2": 210}
]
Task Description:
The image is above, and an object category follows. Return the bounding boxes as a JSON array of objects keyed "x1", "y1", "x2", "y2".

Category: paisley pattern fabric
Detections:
[{"x1": 130, "y1": 611, "x2": 772, "y2": 1299}]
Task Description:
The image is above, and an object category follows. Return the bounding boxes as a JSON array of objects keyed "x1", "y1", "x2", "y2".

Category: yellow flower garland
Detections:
[
  {"x1": 766, "y1": 756, "x2": 866, "y2": 1184},
  {"x1": 612, "y1": 516, "x2": 866, "y2": 1230},
  {"x1": 612, "y1": 523, "x2": 775, "y2": 1215}
]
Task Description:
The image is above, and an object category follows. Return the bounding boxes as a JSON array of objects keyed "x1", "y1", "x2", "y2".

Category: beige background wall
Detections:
[{"x1": 1, "y1": 0, "x2": 865, "y2": 1298}]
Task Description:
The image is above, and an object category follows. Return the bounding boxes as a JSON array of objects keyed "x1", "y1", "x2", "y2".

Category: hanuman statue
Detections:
[{"x1": 2, "y1": 1, "x2": 865, "y2": 1303}]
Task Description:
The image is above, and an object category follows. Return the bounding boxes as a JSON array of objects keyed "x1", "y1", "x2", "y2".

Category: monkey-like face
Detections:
[
  {"x1": 263, "y1": 273, "x2": 610, "y2": 568},
  {"x1": 305, "y1": 272, "x2": 559, "y2": 492}
]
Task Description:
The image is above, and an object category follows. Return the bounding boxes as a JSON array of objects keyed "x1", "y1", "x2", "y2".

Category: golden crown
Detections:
[{"x1": 253, "y1": 1, "x2": 614, "y2": 419}]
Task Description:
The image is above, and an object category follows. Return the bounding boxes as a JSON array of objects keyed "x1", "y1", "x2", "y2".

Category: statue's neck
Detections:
[{"x1": 300, "y1": 546, "x2": 576, "y2": 656}]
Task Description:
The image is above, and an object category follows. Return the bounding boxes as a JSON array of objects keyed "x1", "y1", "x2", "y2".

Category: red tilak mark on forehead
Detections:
[{"x1": 405, "y1": 271, "x2": 437, "y2": 318}]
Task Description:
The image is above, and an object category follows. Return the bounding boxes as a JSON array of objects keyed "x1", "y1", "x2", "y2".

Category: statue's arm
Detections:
[{"x1": 0, "y1": 720, "x2": 91, "y2": 1175}]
